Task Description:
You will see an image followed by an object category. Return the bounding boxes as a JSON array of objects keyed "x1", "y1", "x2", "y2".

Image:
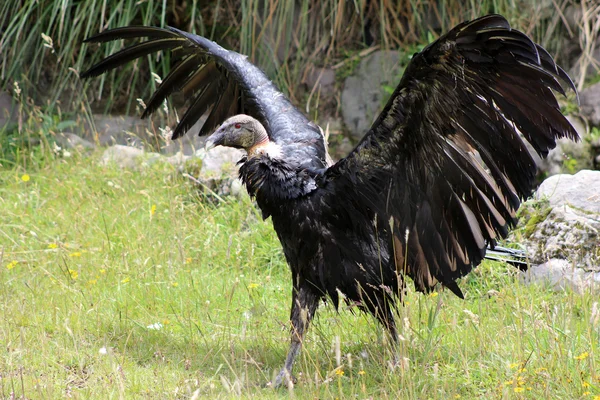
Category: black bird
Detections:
[{"x1": 82, "y1": 15, "x2": 578, "y2": 386}]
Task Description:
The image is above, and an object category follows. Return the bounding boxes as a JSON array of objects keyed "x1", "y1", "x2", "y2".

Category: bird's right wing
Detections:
[
  {"x1": 81, "y1": 26, "x2": 328, "y2": 168},
  {"x1": 320, "y1": 15, "x2": 578, "y2": 296}
]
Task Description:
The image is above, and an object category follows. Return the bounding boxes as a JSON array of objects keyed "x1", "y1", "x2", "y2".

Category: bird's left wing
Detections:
[
  {"x1": 320, "y1": 15, "x2": 578, "y2": 296},
  {"x1": 81, "y1": 26, "x2": 328, "y2": 168}
]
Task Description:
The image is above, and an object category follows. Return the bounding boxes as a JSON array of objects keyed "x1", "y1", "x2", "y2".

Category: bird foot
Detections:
[{"x1": 266, "y1": 369, "x2": 297, "y2": 389}]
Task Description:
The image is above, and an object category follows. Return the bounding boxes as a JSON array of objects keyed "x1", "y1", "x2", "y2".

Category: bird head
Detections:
[{"x1": 205, "y1": 115, "x2": 269, "y2": 154}]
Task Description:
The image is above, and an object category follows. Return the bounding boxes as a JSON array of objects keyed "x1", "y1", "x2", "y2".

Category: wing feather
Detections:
[
  {"x1": 82, "y1": 26, "x2": 327, "y2": 168},
  {"x1": 322, "y1": 15, "x2": 578, "y2": 295}
]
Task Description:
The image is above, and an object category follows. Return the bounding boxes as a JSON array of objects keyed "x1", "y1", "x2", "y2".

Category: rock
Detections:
[
  {"x1": 100, "y1": 144, "x2": 246, "y2": 198},
  {"x1": 592, "y1": 137, "x2": 600, "y2": 170},
  {"x1": 305, "y1": 66, "x2": 336, "y2": 95},
  {"x1": 569, "y1": 45, "x2": 600, "y2": 84},
  {"x1": 537, "y1": 115, "x2": 592, "y2": 176},
  {"x1": 194, "y1": 146, "x2": 245, "y2": 176},
  {"x1": 580, "y1": 82, "x2": 600, "y2": 126},
  {"x1": 522, "y1": 258, "x2": 600, "y2": 293},
  {"x1": 100, "y1": 145, "x2": 162, "y2": 169},
  {"x1": 77, "y1": 114, "x2": 207, "y2": 155},
  {"x1": 89, "y1": 114, "x2": 150, "y2": 147},
  {"x1": 520, "y1": 170, "x2": 600, "y2": 269},
  {"x1": 564, "y1": 5, "x2": 583, "y2": 33},
  {"x1": 0, "y1": 90, "x2": 18, "y2": 129},
  {"x1": 341, "y1": 50, "x2": 403, "y2": 139},
  {"x1": 536, "y1": 169, "x2": 600, "y2": 212},
  {"x1": 54, "y1": 132, "x2": 95, "y2": 150}
]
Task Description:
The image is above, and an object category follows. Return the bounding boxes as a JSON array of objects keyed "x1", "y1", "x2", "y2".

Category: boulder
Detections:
[
  {"x1": 100, "y1": 145, "x2": 163, "y2": 169},
  {"x1": 100, "y1": 144, "x2": 246, "y2": 199},
  {"x1": 0, "y1": 90, "x2": 18, "y2": 129},
  {"x1": 520, "y1": 170, "x2": 600, "y2": 271},
  {"x1": 519, "y1": 170, "x2": 600, "y2": 292},
  {"x1": 536, "y1": 115, "x2": 591, "y2": 176},
  {"x1": 341, "y1": 50, "x2": 403, "y2": 139},
  {"x1": 523, "y1": 258, "x2": 600, "y2": 293},
  {"x1": 536, "y1": 169, "x2": 600, "y2": 212},
  {"x1": 55, "y1": 132, "x2": 95, "y2": 151},
  {"x1": 580, "y1": 82, "x2": 600, "y2": 126},
  {"x1": 75, "y1": 114, "x2": 207, "y2": 155},
  {"x1": 305, "y1": 66, "x2": 336, "y2": 96}
]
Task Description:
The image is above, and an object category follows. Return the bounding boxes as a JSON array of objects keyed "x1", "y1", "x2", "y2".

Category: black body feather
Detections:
[{"x1": 82, "y1": 15, "x2": 578, "y2": 385}]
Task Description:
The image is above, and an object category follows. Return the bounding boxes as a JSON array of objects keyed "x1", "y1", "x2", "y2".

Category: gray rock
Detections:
[
  {"x1": 536, "y1": 115, "x2": 591, "y2": 176},
  {"x1": 305, "y1": 66, "x2": 336, "y2": 95},
  {"x1": 100, "y1": 144, "x2": 246, "y2": 198},
  {"x1": 536, "y1": 169, "x2": 600, "y2": 212},
  {"x1": 88, "y1": 115, "x2": 150, "y2": 147},
  {"x1": 580, "y1": 82, "x2": 600, "y2": 126},
  {"x1": 0, "y1": 90, "x2": 18, "y2": 129},
  {"x1": 568, "y1": 44, "x2": 600, "y2": 84},
  {"x1": 341, "y1": 50, "x2": 403, "y2": 139},
  {"x1": 521, "y1": 170, "x2": 600, "y2": 269},
  {"x1": 522, "y1": 258, "x2": 600, "y2": 293},
  {"x1": 78, "y1": 114, "x2": 207, "y2": 155},
  {"x1": 194, "y1": 146, "x2": 245, "y2": 176},
  {"x1": 54, "y1": 132, "x2": 95, "y2": 150},
  {"x1": 100, "y1": 145, "x2": 162, "y2": 169}
]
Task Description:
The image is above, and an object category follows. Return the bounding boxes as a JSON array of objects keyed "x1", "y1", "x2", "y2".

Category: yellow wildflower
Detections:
[
  {"x1": 584, "y1": 382, "x2": 591, "y2": 388},
  {"x1": 151, "y1": 204, "x2": 156, "y2": 215},
  {"x1": 358, "y1": 370, "x2": 366, "y2": 376},
  {"x1": 69, "y1": 252, "x2": 82, "y2": 257},
  {"x1": 69, "y1": 270, "x2": 78, "y2": 280},
  {"x1": 171, "y1": 282, "x2": 179, "y2": 287},
  {"x1": 121, "y1": 277, "x2": 130, "y2": 283},
  {"x1": 335, "y1": 369, "x2": 344, "y2": 376},
  {"x1": 6, "y1": 261, "x2": 18, "y2": 270},
  {"x1": 100, "y1": 269, "x2": 106, "y2": 274},
  {"x1": 575, "y1": 352, "x2": 590, "y2": 360},
  {"x1": 21, "y1": 174, "x2": 30, "y2": 182},
  {"x1": 48, "y1": 243, "x2": 58, "y2": 249},
  {"x1": 509, "y1": 363, "x2": 521, "y2": 369},
  {"x1": 504, "y1": 380, "x2": 514, "y2": 385},
  {"x1": 514, "y1": 387, "x2": 524, "y2": 393},
  {"x1": 429, "y1": 292, "x2": 438, "y2": 298},
  {"x1": 185, "y1": 257, "x2": 192, "y2": 264},
  {"x1": 247, "y1": 283, "x2": 260, "y2": 289},
  {"x1": 454, "y1": 395, "x2": 461, "y2": 399}
]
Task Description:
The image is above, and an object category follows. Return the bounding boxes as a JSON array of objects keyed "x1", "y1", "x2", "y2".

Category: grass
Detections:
[{"x1": 0, "y1": 150, "x2": 599, "y2": 399}]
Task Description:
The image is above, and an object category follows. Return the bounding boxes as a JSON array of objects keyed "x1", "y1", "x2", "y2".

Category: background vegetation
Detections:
[
  {"x1": 1, "y1": 0, "x2": 599, "y2": 398},
  {"x1": 0, "y1": 0, "x2": 594, "y2": 115}
]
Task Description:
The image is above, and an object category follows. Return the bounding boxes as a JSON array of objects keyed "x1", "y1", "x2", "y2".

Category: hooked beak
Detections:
[
  {"x1": 204, "y1": 128, "x2": 225, "y2": 151},
  {"x1": 204, "y1": 138, "x2": 216, "y2": 152}
]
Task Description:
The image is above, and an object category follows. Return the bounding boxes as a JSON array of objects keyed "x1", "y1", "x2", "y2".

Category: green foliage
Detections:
[
  {"x1": 561, "y1": 100, "x2": 580, "y2": 116},
  {"x1": 562, "y1": 157, "x2": 580, "y2": 175},
  {"x1": 516, "y1": 198, "x2": 552, "y2": 239}
]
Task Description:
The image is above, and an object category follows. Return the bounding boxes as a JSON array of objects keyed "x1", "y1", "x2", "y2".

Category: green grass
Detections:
[{"x1": 1, "y1": 152, "x2": 599, "y2": 399}]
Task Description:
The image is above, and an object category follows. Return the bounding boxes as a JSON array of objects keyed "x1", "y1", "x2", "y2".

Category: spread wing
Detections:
[
  {"x1": 321, "y1": 15, "x2": 578, "y2": 296},
  {"x1": 81, "y1": 26, "x2": 328, "y2": 169}
]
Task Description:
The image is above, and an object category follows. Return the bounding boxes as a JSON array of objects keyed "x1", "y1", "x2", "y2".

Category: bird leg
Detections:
[
  {"x1": 370, "y1": 297, "x2": 400, "y2": 365},
  {"x1": 271, "y1": 283, "x2": 320, "y2": 388}
]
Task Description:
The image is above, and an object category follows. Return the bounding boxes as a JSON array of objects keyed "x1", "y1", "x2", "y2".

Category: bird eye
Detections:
[{"x1": 234, "y1": 123, "x2": 241, "y2": 129}]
